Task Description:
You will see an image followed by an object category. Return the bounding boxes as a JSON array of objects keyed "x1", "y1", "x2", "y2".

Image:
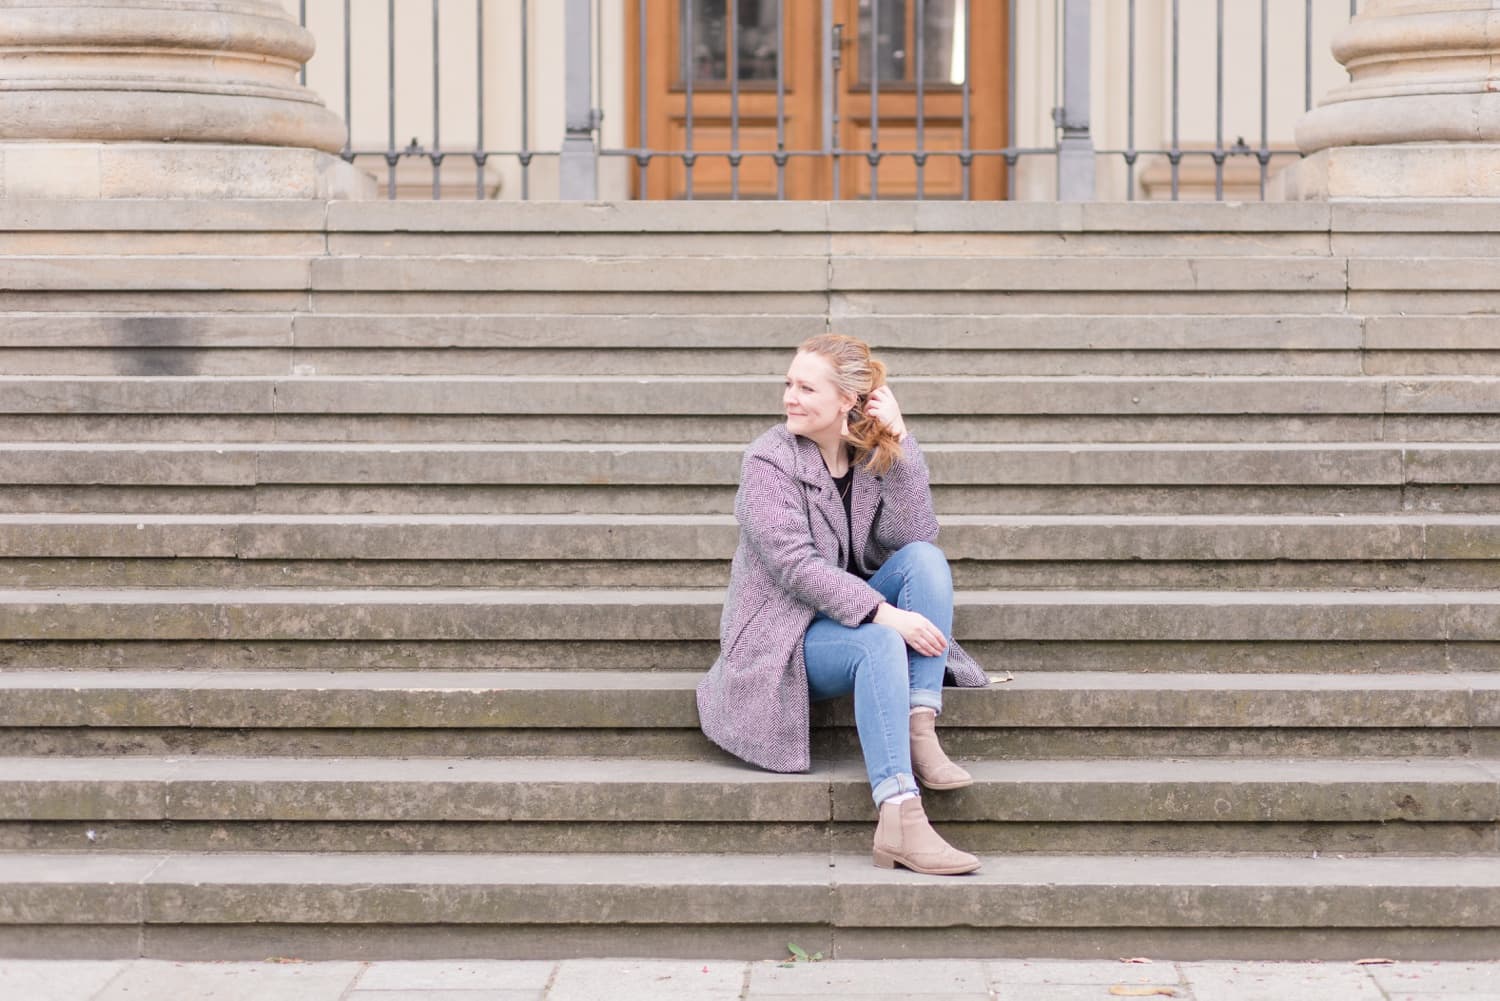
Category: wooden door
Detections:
[{"x1": 626, "y1": 0, "x2": 1008, "y2": 200}]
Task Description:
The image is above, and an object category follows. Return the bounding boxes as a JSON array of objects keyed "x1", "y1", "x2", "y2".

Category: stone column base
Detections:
[
  {"x1": 0, "y1": 143, "x2": 376, "y2": 200},
  {"x1": 1274, "y1": 144, "x2": 1500, "y2": 200}
]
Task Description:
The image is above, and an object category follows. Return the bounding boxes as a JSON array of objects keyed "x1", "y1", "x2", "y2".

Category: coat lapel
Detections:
[
  {"x1": 790, "y1": 432, "x2": 846, "y2": 557},
  {"x1": 849, "y1": 462, "x2": 880, "y2": 570}
]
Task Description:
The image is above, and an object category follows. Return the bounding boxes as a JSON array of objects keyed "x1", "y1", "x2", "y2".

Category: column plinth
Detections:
[
  {"x1": 0, "y1": 0, "x2": 371, "y2": 199},
  {"x1": 1280, "y1": 0, "x2": 1500, "y2": 199}
]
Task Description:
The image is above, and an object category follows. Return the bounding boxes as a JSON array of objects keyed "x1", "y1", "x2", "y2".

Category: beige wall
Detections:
[{"x1": 285, "y1": 0, "x2": 1352, "y2": 201}]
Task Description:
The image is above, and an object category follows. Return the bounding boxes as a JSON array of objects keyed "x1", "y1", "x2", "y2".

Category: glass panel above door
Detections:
[
  {"x1": 681, "y1": 0, "x2": 780, "y2": 83},
  {"x1": 856, "y1": 0, "x2": 966, "y2": 86}
]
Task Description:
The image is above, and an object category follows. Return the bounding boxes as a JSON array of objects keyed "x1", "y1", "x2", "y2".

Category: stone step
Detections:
[
  {"x1": 21, "y1": 413, "x2": 1494, "y2": 446},
  {"x1": 0, "y1": 254, "x2": 1352, "y2": 294},
  {"x1": 1, "y1": 441, "x2": 1494, "y2": 488},
  {"x1": 3, "y1": 512, "x2": 1498, "y2": 559},
  {"x1": 3, "y1": 850, "x2": 1499, "y2": 960},
  {"x1": 6, "y1": 481, "x2": 1493, "y2": 518},
  {"x1": 0, "y1": 311, "x2": 1367, "y2": 351},
  {"x1": 2, "y1": 375, "x2": 1497, "y2": 416},
  {"x1": 1, "y1": 588, "x2": 1497, "y2": 643},
  {"x1": 3, "y1": 513, "x2": 1499, "y2": 591},
  {"x1": 6, "y1": 755, "x2": 1499, "y2": 831},
  {"x1": 3, "y1": 670, "x2": 1495, "y2": 762}
]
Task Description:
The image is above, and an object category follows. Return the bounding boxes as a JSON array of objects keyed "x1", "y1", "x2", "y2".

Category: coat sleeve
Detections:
[
  {"x1": 871, "y1": 431, "x2": 941, "y2": 552},
  {"x1": 736, "y1": 451, "x2": 885, "y2": 628}
]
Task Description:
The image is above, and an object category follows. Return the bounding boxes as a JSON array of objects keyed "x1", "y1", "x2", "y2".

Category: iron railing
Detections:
[{"x1": 297, "y1": 0, "x2": 1361, "y2": 201}]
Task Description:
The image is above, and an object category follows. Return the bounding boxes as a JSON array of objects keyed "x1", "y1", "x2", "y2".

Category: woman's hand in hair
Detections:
[
  {"x1": 863, "y1": 386, "x2": 907, "y2": 439},
  {"x1": 872, "y1": 602, "x2": 948, "y2": 657}
]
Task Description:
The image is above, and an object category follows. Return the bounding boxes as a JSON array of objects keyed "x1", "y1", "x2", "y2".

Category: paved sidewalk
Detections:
[{"x1": 2, "y1": 957, "x2": 1497, "y2": 1001}]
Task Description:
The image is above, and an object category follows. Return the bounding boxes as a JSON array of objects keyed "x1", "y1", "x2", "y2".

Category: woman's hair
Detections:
[{"x1": 797, "y1": 333, "x2": 904, "y2": 476}]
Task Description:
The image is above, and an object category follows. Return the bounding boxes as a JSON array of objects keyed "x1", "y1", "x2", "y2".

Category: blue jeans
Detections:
[{"x1": 802, "y1": 541, "x2": 954, "y2": 805}]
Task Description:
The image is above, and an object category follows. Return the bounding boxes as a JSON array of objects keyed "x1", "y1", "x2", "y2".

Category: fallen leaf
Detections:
[
  {"x1": 1119, "y1": 957, "x2": 1155, "y2": 965},
  {"x1": 1109, "y1": 987, "x2": 1177, "y2": 998},
  {"x1": 989, "y1": 673, "x2": 1015, "y2": 684},
  {"x1": 1354, "y1": 958, "x2": 1395, "y2": 966}
]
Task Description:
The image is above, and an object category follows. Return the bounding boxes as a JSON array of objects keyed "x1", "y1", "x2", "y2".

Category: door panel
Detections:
[{"x1": 627, "y1": 0, "x2": 1007, "y2": 200}]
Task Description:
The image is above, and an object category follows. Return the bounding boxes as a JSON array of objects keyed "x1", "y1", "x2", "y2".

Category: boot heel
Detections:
[{"x1": 872, "y1": 847, "x2": 897, "y2": 869}]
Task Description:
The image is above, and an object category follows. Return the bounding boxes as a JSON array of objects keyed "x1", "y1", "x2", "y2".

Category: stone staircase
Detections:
[{"x1": 1, "y1": 199, "x2": 1499, "y2": 960}]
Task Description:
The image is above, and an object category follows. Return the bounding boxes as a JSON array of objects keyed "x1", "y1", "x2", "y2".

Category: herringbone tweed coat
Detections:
[{"x1": 696, "y1": 424, "x2": 990, "y2": 773}]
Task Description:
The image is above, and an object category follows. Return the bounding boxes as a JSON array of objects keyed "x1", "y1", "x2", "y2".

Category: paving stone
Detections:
[
  {"x1": 987, "y1": 960, "x2": 1179, "y2": 985},
  {"x1": 1366, "y1": 961, "x2": 1500, "y2": 993},
  {"x1": 547, "y1": 959, "x2": 746, "y2": 1001},
  {"x1": 748, "y1": 958, "x2": 989, "y2": 994},
  {"x1": 356, "y1": 960, "x2": 556, "y2": 990},
  {"x1": 92, "y1": 960, "x2": 362, "y2": 1001},
  {"x1": 347, "y1": 992, "x2": 542, "y2": 1001},
  {"x1": 0, "y1": 960, "x2": 126, "y2": 1001},
  {"x1": 1177, "y1": 962, "x2": 1383, "y2": 1001},
  {"x1": 990, "y1": 987, "x2": 1188, "y2": 1001}
]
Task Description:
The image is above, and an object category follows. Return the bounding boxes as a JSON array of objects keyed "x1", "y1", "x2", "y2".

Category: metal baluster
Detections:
[
  {"x1": 639, "y1": 0, "x2": 649, "y2": 197},
  {"x1": 433, "y1": 0, "x2": 442, "y2": 200},
  {"x1": 1170, "y1": 0, "x2": 1179, "y2": 201},
  {"x1": 387, "y1": 0, "x2": 397, "y2": 200},
  {"x1": 915, "y1": 0, "x2": 925, "y2": 200},
  {"x1": 522, "y1": 0, "x2": 531, "y2": 199},
  {"x1": 560, "y1": 0, "x2": 596, "y2": 197},
  {"x1": 1258, "y1": 0, "x2": 1268, "y2": 200},
  {"x1": 596, "y1": 0, "x2": 604, "y2": 145},
  {"x1": 869, "y1": 0, "x2": 880, "y2": 200},
  {"x1": 476, "y1": 0, "x2": 486, "y2": 200},
  {"x1": 961, "y1": 0, "x2": 970, "y2": 199},
  {"x1": 342, "y1": 0, "x2": 352, "y2": 160},
  {"x1": 1214, "y1": 0, "x2": 1223, "y2": 201},
  {"x1": 685, "y1": 0, "x2": 695, "y2": 200},
  {"x1": 828, "y1": 3, "x2": 841, "y2": 200},
  {"x1": 1126, "y1": 0, "x2": 1136, "y2": 201},
  {"x1": 1304, "y1": 0, "x2": 1313, "y2": 112},
  {"x1": 1006, "y1": 0, "x2": 1016, "y2": 200},
  {"x1": 1057, "y1": 0, "x2": 1094, "y2": 201},
  {"x1": 730, "y1": 0, "x2": 740, "y2": 200},
  {"x1": 776, "y1": 0, "x2": 787, "y2": 199},
  {"x1": 299, "y1": 0, "x2": 307, "y2": 84}
]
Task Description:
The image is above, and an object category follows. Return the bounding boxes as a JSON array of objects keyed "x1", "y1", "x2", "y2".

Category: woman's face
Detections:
[{"x1": 783, "y1": 351, "x2": 855, "y2": 442}]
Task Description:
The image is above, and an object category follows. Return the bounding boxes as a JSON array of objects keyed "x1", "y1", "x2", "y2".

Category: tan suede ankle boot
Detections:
[
  {"x1": 872, "y1": 796, "x2": 981, "y2": 875},
  {"x1": 909, "y1": 707, "x2": 973, "y2": 790}
]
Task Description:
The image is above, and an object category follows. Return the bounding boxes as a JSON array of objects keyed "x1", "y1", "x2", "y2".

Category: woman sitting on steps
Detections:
[{"x1": 697, "y1": 333, "x2": 989, "y2": 875}]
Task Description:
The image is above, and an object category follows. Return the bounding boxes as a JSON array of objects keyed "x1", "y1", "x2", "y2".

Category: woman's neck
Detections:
[{"x1": 814, "y1": 435, "x2": 849, "y2": 477}]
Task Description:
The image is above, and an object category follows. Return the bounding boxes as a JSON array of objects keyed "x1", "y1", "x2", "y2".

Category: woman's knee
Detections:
[
  {"x1": 895, "y1": 541, "x2": 952, "y2": 585},
  {"x1": 854, "y1": 625, "x2": 909, "y2": 679}
]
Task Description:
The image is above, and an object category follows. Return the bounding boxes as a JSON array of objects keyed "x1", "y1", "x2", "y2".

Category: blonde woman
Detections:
[{"x1": 697, "y1": 334, "x2": 988, "y2": 875}]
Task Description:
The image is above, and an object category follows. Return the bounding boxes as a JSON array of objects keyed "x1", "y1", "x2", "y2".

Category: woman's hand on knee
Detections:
[{"x1": 873, "y1": 602, "x2": 948, "y2": 657}]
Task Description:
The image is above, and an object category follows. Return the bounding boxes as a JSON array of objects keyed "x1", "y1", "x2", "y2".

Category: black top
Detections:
[{"x1": 831, "y1": 467, "x2": 867, "y2": 580}]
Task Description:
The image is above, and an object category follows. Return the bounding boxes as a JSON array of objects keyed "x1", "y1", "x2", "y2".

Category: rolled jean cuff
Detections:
[
  {"x1": 871, "y1": 771, "x2": 918, "y2": 806},
  {"x1": 910, "y1": 688, "x2": 943, "y2": 713}
]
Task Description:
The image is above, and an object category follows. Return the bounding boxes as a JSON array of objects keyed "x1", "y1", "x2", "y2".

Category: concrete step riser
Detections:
[
  {"x1": 8, "y1": 557, "x2": 1500, "y2": 591},
  {"x1": 4, "y1": 449, "x2": 1497, "y2": 489},
  {"x1": 4, "y1": 639, "x2": 1497, "y2": 674},
  {"x1": 18, "y1": 778, "x2": 1494, "y2": 827},
  {"x1": 6, "y1": 817, "x2": 1490, "y2": 858},
  {"x1": 12, "y1": 415, "x2": 1500, "y2": 445},
  {"x1": 3, "y1": 484, "x2": 1497, "y2": 516},
  {"x1": 6, "y1": 377, "x2": 1500, "y2": 417},
  {"x1": 2, "y1": 592, "x2": 1497, "y2": 643},
  {"x1": 4, "y1": 516, "x2": 1497, "y2": 560},
  {"x1": 9, "y1": 725, "x2": 1492, "y2": 762},
  {"x1": 0, "y1": 349, "x2": 1405, "y2": 379}
]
